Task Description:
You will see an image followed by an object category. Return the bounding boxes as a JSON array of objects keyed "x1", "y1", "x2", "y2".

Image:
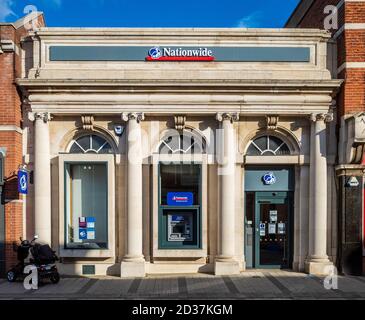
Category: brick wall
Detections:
[
  {"x1": 290, "y1": 0, "x2": 365, "y2": 117},
  {"x1": 0, "y1": 14, "x2": 44, "y2": 273}
]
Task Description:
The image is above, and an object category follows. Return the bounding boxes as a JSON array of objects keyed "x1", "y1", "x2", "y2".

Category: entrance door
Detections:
[{"x1": 245, "y1": 191, "x2": 293, "y2": 269}]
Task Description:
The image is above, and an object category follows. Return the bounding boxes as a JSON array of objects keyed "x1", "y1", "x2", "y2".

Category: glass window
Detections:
[
  {"x1": 65, "y1": 163, "x2": 108, "y2": 249},
  {"x1": 160, "y1": 164, "x2": 201, "y2": 206},
  {"x1": 159, "y1": 130, "x2": 206, "y2": 154},
  {"x1": 247, "y1": 135, "x2": 291, "y2": 156},
  {"x1": 69, "y1": 135, "x2": 113, "y2": 154}
]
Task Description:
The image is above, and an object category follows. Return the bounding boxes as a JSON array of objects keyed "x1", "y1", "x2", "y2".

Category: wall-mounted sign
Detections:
[
  {"x1": 262, "y1": 172, "x2": 277, "y2": 185},
  {"x1": 167, "y1": 192, "x2": 194, "y2": 206},
  {"x1": 146, "y1": 46, "x2": 215, "y2": 61},
  {"x1": 17, "y1": 170, "x2": 28, "y2": 195},
  {"x1": 347, "y1": 176, "x2": 360, "y2": 187},
  {"x1": 50, "y1": 46, "x2": 310, "y2": 62}
]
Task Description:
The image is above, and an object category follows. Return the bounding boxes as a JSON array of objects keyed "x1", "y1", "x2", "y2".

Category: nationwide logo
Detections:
[
  {"x1": 146, "y1": 46, "x2": 215, "y2": 61},
  {"x1": 172, "y1": 196, "x2": 189, "y2": 203}
]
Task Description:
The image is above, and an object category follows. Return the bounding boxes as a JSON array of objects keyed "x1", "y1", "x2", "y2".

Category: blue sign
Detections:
[
  {"x1": 262, "y1": 172, "x2": 277, "y2": 185},
  {"x1": 167, "y1": 192, "x2": 194, "y2": 206},
  {"x1": 79, "y1": 228, "x2": 87, "y2": 240},
  {"x1": 17, "y1": 170, "x2": 28, "y2": 194},
  {"x1": 172, "y1": 215, "x2": 185, "y2": 222}
]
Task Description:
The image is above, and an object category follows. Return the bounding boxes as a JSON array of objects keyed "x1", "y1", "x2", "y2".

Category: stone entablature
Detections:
[{"x1": 22, "y1": 28, "x2": 332, "y2": 81}]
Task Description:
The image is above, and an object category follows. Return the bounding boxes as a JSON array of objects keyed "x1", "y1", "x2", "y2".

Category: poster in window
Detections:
[
  {"x1": 87, "y1": 229, "x2": 95, "y2": 240},
  {"x1": 86, "y1": 217, "x2": 96, "y2": 228},
  {"x1": 79, "y1": 228, "x2": 87, "y2": 240}
]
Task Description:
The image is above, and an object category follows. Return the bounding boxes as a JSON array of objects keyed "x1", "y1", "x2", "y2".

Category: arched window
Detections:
[
  {"x1": 69, "y1": 134, "x2": 113, "y2": 154},
  {"x1": 247, "y1": 135, "x2": 290, "y2": 156},
  {"x1": 159, "y1": 130, "x2": 206, "y2": 154}
]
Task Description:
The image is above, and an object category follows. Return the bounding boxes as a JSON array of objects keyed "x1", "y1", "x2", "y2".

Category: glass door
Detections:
[{"x1": 255, "y1": 192, "x2": 292, "y2": 268}]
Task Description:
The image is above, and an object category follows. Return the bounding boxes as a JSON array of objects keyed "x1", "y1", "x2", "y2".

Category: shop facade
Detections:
[{"x1": 17, "y1": 28, "x2": 342, "y2": 277}]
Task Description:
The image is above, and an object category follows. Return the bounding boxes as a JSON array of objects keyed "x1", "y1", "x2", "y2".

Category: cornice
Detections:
[
  {"x1": 17, "y1": 78, "x2": 343, "y2": 94},
  {"x1": 31, "y1": 27, "x2": 331, "y2": 40}
]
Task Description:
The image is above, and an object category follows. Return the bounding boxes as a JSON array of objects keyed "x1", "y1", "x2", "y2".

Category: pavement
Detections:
[{"x1": 1, "y1": 270, "x2": 365, "y2": 300}]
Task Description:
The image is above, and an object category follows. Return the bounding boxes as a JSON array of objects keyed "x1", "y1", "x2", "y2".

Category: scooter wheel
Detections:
[
  {"x1": 50, "y1": 272, "x2": 60, "y2": 284},
  {"x1": 6, "y1": 270, "x2": 17, "y2": 282}
]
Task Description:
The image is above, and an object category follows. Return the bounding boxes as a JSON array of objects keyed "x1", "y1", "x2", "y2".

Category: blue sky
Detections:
[{"x1": 0, "y1": 0, "x2": 300, "y2": 28}]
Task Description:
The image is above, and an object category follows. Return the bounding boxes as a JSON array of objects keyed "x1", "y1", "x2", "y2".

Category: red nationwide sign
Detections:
[{"x1": 146, "y1": 47, "x2": 215, "y2": 61}]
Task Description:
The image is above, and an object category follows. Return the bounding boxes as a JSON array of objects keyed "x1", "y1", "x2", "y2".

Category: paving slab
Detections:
[
  {"x1": 1, "y1": 271, "x2": 365, "y2": 300},
  {"x1": 85, "y1": 279, "x2": 134, "y2": 297},
  {"x1": 230, "y1": 273, "x2": 282, "y2": 297},
  {"x1": 31, "y1": 278, "x2": 90, "y2": 295},
  {"x1": 186, "y1": 276, "x2": 230, "y2": 297}
]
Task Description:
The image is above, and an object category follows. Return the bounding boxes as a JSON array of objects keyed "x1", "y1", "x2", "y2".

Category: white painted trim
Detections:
[
  {"x1": 338, "y1": 62, "x2": 365, "y2": 74},
  {"x1": 0, "y1": 125, "x2": 23, "y2": 134},
  {"x1": 4, "y1": 199, "x2": 23, "y2": 203},
  {"x1": 338, "y1": 0, "x2": 365, "y2": 10}
]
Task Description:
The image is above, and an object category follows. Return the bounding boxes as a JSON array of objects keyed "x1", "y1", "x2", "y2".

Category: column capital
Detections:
[
  {"x1": 216, "y1": 112, "x2": 240, "y2": 123},
  {"x1": 309, "y1": 113, "x2": 333, "y2": 123},
  {"x1": 28, "y1": 112, "x2": 52, "y2": 123},
  {"x1": 122, "y1": 112, "x2": 145, "y2": 123}
]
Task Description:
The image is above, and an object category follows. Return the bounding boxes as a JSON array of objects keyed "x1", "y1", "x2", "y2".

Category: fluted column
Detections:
[
  {"x1": 120, "y1": 112, "x2": 146, "y2": 277},
  {"x1": 32, "y1": 112, "x2": 52, "y2": 244},
  {"x1": 305, "y1": 113, "x2": 334, "y2": 275},
  {"x1": 215, "y1": 112, "x2": 240, "y2": 275}
]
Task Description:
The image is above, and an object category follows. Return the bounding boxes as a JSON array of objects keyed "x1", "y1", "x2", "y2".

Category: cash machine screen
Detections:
[{"x1": 168, "y1": 213, "x2": 193, "y2": 242}]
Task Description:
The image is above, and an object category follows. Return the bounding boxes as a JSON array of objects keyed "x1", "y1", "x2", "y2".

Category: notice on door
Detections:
[
  {"x1": 259, "y1": 223, "x2": 266, "y2": 236},
  {"x1": 278, "y1": 223, "x2": 286, "y2": 235},
  {"x1": 269, "y1": 211, "x2": 278, "y2": 222},
  {"x1": 268, "y1": 223, "x2": 276, "y2": 234}
]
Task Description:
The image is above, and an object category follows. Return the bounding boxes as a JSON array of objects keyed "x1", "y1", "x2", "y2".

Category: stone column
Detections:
[
  {"x1": 32, "y1": 112, "x2": 52, "y2": 244},
  {"x1": 215, "y1": 112, "x2": 240, "y2": 275},
  {"x1": 305, "y1": 113, "x2": 334, "y2": 275},
  {"x1": 120, "y1": 112, "x2": 146, "y2": 277}
]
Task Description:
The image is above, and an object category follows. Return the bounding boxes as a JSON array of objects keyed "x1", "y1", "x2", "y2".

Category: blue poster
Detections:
[
  {"x1": 167, "y1": 192, "x2": 193, "y2": 206},
  {"x1": 17, "y1": 170, "x2": 28, "y2": 195},
  {"x1": 79, "y1": 228, "x2": 87, "y2": 240}
]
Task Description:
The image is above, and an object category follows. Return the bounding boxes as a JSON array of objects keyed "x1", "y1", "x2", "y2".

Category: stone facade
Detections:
[{"x1": 14, "y1": 27, "x2": 342, "y2": 277}]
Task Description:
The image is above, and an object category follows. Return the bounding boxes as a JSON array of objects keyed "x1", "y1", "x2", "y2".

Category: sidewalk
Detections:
[{"x1": 1, "y1": 270, "x2": 365, "y2": 300}]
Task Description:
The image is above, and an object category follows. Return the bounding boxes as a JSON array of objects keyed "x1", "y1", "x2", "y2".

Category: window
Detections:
[
  {"x1": 247, "y1": 135, "x2": 290, "y2": 156},
  {"x1": 69, "y1": 135, "x2": 113, "y2": 154},
  {"x1": 65, "y1": 163, "x2": 108, "y2": 249},
  {"x1": 159, "y1": 130, "x2": 206, "y2": 154},
  {"x1": 159, "y1": 164, "x2": 202, "y2": 249}
]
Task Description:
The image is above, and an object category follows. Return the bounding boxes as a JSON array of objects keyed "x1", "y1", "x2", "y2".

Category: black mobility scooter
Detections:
[{"x1": 6, "y1": 235, "x2": 60, "y2": 284}]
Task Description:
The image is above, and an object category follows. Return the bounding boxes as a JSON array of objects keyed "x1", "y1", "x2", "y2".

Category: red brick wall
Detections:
[
  {"x1": 292, "y1": 0, "x2": 365, "y2": 117},
  {"x1": 0, "y1": 15, "x2": 44, "y2": 273}
]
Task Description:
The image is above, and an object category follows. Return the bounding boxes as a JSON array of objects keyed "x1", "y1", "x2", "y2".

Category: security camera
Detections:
[{"x1": 114, "y1": 125, "x2": 124, "y2": 136}]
